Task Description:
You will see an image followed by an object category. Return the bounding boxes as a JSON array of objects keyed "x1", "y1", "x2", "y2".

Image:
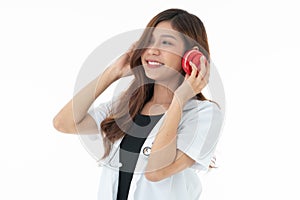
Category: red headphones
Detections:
[{"x1": 181, "y1": 49, "x2": 207, "y2": 76}]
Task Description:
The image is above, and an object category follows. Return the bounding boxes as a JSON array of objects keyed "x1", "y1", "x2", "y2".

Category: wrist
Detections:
[
  {"x1": 174, "y1": 81, "x2": 197, "y2": 105},
  {"x1": 174, "y1": 88, "x2": 190, "y2": 105},
  {"x1": 105, "y1": 66, "x2": 121, "y2": 81},
  {"x1": 172, "y1": 91, "x2": 188, "y2": 109}
]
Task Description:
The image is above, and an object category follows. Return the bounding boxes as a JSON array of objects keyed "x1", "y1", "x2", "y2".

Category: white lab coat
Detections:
[{"x1": 85, "y1": 98, "x2": 224, "y2": 200}]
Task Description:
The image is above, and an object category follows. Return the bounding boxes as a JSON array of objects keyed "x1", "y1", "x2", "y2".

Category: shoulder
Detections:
[
  {"x1": 179, "y1": 99, "x2": 224, "y2": 128},
  {"x1": 88, "y1": 99, "x2": 114, "y2": 125},
  {"x1": 183, "y1": 99, "x2": 222, "y2": 116},
  {"x1": 90, "y1": 99, "x2": 114, "y2": 114}
]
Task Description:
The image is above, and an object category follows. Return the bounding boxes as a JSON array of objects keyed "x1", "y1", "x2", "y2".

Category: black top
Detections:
[{"x1": 116, "y1": 113, "x2": 164, "y2": 200}]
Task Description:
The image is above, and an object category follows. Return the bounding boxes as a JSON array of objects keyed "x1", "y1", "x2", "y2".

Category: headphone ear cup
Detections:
[{"x1": 182, "y1": 49, "x2": 204, "y2": 75}]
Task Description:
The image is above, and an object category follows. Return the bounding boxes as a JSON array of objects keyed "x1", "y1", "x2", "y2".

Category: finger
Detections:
[
  {"x1": 203, "y1": 74, "x2": 210, "y2": 85},
  {"x1": 204, "y1": 59, "x2": 210, "y2": 82},
  {"x1": 184, "y1": 73, "x2": 189, "y2": 81},
  {"x1": 129, "y1": 41, "x2": 137, "y2": 50},
  {"x1": 202, "y1": 67, "x2": 210, "y2": 85},
  {"x1": 126, "y1": 41, "x2": 137, "y2": 55},
  {"x1": 206, "y1": 60, "x2": 211, "y2": 76},
  {"x1": 127, "y1": 45, "x2": 133, "y2": 53},
  {"x1": 189, "y1": 61, "x2": 197, "y2": 78},
  {"x1": 199, "y1": 56, "x2": 207, "y2": 79}
]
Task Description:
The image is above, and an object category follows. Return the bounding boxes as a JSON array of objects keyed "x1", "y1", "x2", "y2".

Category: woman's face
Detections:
[{"x1": 141, "y1": 21, "x2": 186, "y2": 82}]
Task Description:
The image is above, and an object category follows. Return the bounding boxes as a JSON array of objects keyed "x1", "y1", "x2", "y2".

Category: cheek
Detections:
[
  {"x1": 168, "y1": 55, "x2": 183, "y2": 70},
  {"x1": 140, "y1": 53, "x2": 147, "y2": 65}
]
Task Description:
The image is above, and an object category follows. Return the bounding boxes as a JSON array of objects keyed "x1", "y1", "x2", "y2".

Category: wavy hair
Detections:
[{"x1": 100, "y1": 8, "x2": 217, "y2": 168}]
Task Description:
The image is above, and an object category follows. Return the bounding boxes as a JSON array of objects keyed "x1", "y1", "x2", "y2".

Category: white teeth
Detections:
[{"x1": 148, "y1": 61, "x2": 162, "y2": 65}]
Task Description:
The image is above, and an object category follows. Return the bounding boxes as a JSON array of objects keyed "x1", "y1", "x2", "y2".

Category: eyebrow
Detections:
[{"x1": 160, "y1": 34, "x2": 178, "y2": 40}]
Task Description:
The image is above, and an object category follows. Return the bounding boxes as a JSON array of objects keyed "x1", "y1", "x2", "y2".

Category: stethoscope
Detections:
[
  {"x1": 98, "y1": 143, "x2": 152, "y2": 168},
  {"x1": 142, "y1": 146, "x2": 151, "y2": 156}
]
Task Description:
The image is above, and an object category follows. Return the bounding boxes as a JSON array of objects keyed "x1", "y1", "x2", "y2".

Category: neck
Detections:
[{"x1": 150, "y1": 77, "x2": 182, "y2": 104}]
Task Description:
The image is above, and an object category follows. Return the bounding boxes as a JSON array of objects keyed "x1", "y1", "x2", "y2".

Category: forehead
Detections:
[{"x1": 152, "y1": 21, "x2": 182, "y2": 39}]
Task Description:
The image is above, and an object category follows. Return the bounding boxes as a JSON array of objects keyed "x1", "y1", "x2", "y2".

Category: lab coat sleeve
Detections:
[
  {"x1": 87, "y1": 100, "x2": 113, "y2": 131},
  {"x1": 77, "y1": 100, "x2": 113, "y2": 162},
  {"x1": 177, "y1": 101, "x2": 224, "y2": 171}
]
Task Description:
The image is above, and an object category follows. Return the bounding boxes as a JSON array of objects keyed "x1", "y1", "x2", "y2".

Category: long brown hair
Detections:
[{"x1": 100, "y1": 9, "x2": 215, "y2": 165}]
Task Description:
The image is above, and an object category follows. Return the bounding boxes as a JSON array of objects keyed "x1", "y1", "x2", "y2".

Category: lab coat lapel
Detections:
[{"x1": 127, "y1": 111, "x2": 168, "y2": 199}]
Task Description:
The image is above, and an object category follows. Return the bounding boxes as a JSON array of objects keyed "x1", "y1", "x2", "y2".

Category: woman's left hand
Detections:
[{"x1": 174, "y1": 56, "x2": 210, "y2": 105}]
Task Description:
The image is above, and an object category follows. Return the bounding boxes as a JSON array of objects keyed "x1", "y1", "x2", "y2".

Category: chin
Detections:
[
  {"x1": 144, "y1": 72, "x2": 162, "y2": 81},
  {"x1": 143, "y1": 65, "x2": 184, "y2": 83}
]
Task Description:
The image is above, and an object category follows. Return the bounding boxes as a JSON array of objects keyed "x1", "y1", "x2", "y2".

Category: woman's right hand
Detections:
[{"x1": 109, "y1": 42, "x2": 137, "y2": 79}]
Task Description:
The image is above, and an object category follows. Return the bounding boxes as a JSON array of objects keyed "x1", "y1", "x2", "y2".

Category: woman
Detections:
[{"x1": 53, "y1": 8, "x2": 223, "y2": 200}]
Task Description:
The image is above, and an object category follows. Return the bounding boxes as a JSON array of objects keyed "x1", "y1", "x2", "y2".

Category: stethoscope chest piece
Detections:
[{"x1": 143, "y1": 146, "x2": 151, "y2": 156}]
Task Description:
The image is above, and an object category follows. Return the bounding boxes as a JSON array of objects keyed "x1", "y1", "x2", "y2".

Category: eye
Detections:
[{"x1": 162, "y1": 40, "x2": 173, "y2": 45}]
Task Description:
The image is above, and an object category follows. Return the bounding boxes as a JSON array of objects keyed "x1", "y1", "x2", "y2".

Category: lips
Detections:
[{"x1": 146, "y1": 59, "x2": 164, "y2": 68}]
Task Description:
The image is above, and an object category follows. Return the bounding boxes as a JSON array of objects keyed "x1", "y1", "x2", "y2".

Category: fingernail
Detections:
[{"x1": 189, "y1": 61, "x2": 196, "y2": 68}]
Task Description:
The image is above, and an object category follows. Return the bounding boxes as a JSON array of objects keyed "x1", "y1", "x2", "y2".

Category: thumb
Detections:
[{"x1": 184, "y1": 73, "x2": 189, "y2": 81}]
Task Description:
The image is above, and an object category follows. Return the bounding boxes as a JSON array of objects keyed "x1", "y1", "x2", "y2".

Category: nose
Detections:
[{"x1": 147, "y1": 43, "x2": 160, "y2": 55}]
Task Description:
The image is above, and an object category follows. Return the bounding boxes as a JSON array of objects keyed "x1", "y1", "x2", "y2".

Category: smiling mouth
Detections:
[{"x1": 146, "y1": 60, "x2": 164, "y2": 68}]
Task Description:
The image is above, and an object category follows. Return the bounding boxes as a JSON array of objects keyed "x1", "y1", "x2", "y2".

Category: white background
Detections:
[{"x1": 1, "y1": 0, "x2": 300, "y2": 199}]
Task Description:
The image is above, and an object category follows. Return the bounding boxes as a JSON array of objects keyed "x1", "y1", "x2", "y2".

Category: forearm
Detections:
[
  {"x1": 146, "y1": 96, "x2": 186, "y2": 172},
  {"x1": 145, "y1": 150, "x2": 195, "y2": 182},
  {"x1": 54, "y1": 67, "x2": 119, "y2": 128},
  {"x1": 72, "y1": 67, "x2": 119, "y2": 123}
]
